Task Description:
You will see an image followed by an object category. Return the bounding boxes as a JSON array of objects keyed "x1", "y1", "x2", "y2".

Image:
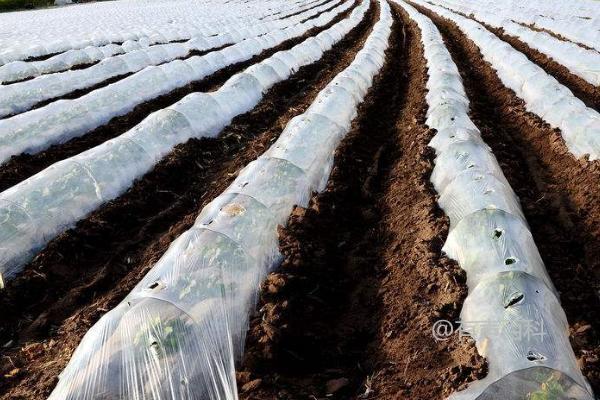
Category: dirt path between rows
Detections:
[
  {"x1": 238, "y1": 4, "x2": 484, "y2": 400},
  {"x1": 414, "y1": 2, "x2": 600, "y2": 393},
  {"x1": 0, "y1": 2, "x2": 358, "y2": 193},
  {"x1": 0, "y1": 3, "x2": 377, "y2": 399}
]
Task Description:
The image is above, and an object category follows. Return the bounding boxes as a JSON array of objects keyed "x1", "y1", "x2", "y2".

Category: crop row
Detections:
[
  {"x1": 415, "y1": 0, "x2": 600, "y2": 161},
  {"x1": 427, "y1": 0, "x2": 600, "y2": 87},
  {"x1": 0, "y1": 0, "x2": 366, "y2": 288},
  {"x1": 47, "y1": 1, "x2": 390, "y2": 398},
  {"x1": 400, "y1": 1, "x2": 595, "y2": 398},
  {"x1": 0, "y1": 0, "x2": 338, "y2": 84},
  {"x1": 0, "y1": 0, "x2": 347, "y2": 116},
  {"x1": 452, "y1": 0, "x2": 600, "y2": 51},
  {"x1": 0, "y1": 0, "x2": 353, "y2": 167},
  {"x1": 0, "y1": 0, "x2": 309, "y2": 64}
]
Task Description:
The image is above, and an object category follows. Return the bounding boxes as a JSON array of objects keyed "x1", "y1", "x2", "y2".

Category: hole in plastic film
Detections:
[
  {"x1": 504, "y1": 257, "x2": 518, "y2": 265},
  {"x1": 492, "y1": 228, "x2": 504, "y2": 239},
  {"x1": 504, "y1": 292, "x2": 524, "y2": 308},
  {"x1": 526, "y1": 351, "x2": 546, "y2": 362}
]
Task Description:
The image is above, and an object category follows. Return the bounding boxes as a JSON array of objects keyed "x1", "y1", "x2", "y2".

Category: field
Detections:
[{"x1": 0, "y1": 0, "x2": 598, "y2": 399}]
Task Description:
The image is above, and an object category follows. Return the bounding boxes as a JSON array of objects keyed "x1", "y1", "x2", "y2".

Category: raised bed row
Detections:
[
  {"x1": 0, "y1": 0, "x2": 369, "y2": 288},
  {"x1": 0, "y1": 0, "x2": 337, "y2": 84},
  {"x1": 426, "y1": 0, "x2": 600, "y2": 86},
  {"x1": 414, "y1": 0, "x2": 600, "y2": 161},
  {"x1": 449, "y1": 0, "x2": 600, "y2": 51},
  {"x1": 397, "y1": 1, "x2": 595, "y2": 399},
  {"x1": 46, "y1": 1, "x2": 391, "y2": 398},
  {"x1": 0, "y1": 0, "x2": 313, "y2": 64},
  {"x1": 0, "y1": 0, "x2": 354, "y2": 165},
  {"x1": 0, "y1": 0, "x2": 346, "y2": 115}
]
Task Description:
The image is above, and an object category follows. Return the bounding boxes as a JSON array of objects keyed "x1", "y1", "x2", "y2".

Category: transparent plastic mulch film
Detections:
[
  {"x1": 0, "y1": 0, "x2": 370, "y2": 284},
  {"x1": 0, "y1": 0, "x2": 355, "y2": 164},
  {"x1": 427, "y1": 0, "x2": 600, "y2": 86},
  {"x1": 394, "y1": 1, "x2": 595, "y2": 399},
  {"x1": 415, "y1": 0, "x2": 600, "y2": 161},
  {"x1": 0, "y1": 0, "x2": 336, "y2": 84},
  {"x1": 0, "y1": 0, "x2": 312, "y2": 64},
  {"x1": 0, "y1": 0, "x2": 346, "y2": 115},
  {"x1": 49, "y1": 2, "x2": 392, "y2": 399}
]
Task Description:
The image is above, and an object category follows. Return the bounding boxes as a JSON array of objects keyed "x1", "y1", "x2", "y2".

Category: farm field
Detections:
[{"x1": 0, "y1": 0, "x2": 598, "y2": 399}]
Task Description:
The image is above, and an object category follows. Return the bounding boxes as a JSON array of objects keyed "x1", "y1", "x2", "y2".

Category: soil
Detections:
[
  {"x1": 238, "y1": 4, "x2": 485, "y2": 400},
  {"x1": 413, "y1": 2, "x2": 600, "y2": 393},
  {"x1": 0, "y1": 2, "x2": 357, "y2": 193},
  {"x1": 0, "y1": 2, "x2": 377, "y2": 398}
]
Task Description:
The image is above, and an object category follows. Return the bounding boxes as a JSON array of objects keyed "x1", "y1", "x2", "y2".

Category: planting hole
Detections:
[
  {"x1": 492, "y1": 228, "x2": 503, "y2": 239},
  {"x1": 526, "y1": 351, "x2": 546, "y2": 362},
  {"x1": 148, "y1": 281, "x2": 164, "y2": 290},
  {"x1": 505, "y1": 257, "x2": 518, "y2": 265},
  {"x1": 504, "y1": 292, "x2": 524, "y2": 308}
]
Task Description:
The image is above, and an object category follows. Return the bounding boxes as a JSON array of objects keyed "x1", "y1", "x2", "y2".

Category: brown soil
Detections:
[
  {"x1": 0, "y1": 3, "x2": 357, "y2": 193},
  {"x1": 414, "y1": 2, "x2": 600, "y2": 393},
  {"x1": 238, "y1": 4, "x2": 485, "y2": 400},
  {"x1": 298, "y1": 0, "x2": 344, "y2": 23},
  {"x1": 276, "y1": 0, "x2": 328, "y2": 20},
  {"x1": 0, "y1": 3, "x2": 376, "y2": 399}
]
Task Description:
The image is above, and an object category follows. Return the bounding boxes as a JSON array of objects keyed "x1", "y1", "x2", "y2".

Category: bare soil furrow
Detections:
[
  {"x1": 0, "y1": 3, "x2": 358, "y2": 193},
  {"x1": 298, "y1": 0, "x2": 345, "y2": 23},
  {"x1": 0, "y1": 4, "x2": 376, "y2": 398},
  {"x1": 238, "y1": 5, "x2": 484, "y2": 400},
  {"x1": 414, "y1": 2, "x2": 600, "y2": 392}
]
